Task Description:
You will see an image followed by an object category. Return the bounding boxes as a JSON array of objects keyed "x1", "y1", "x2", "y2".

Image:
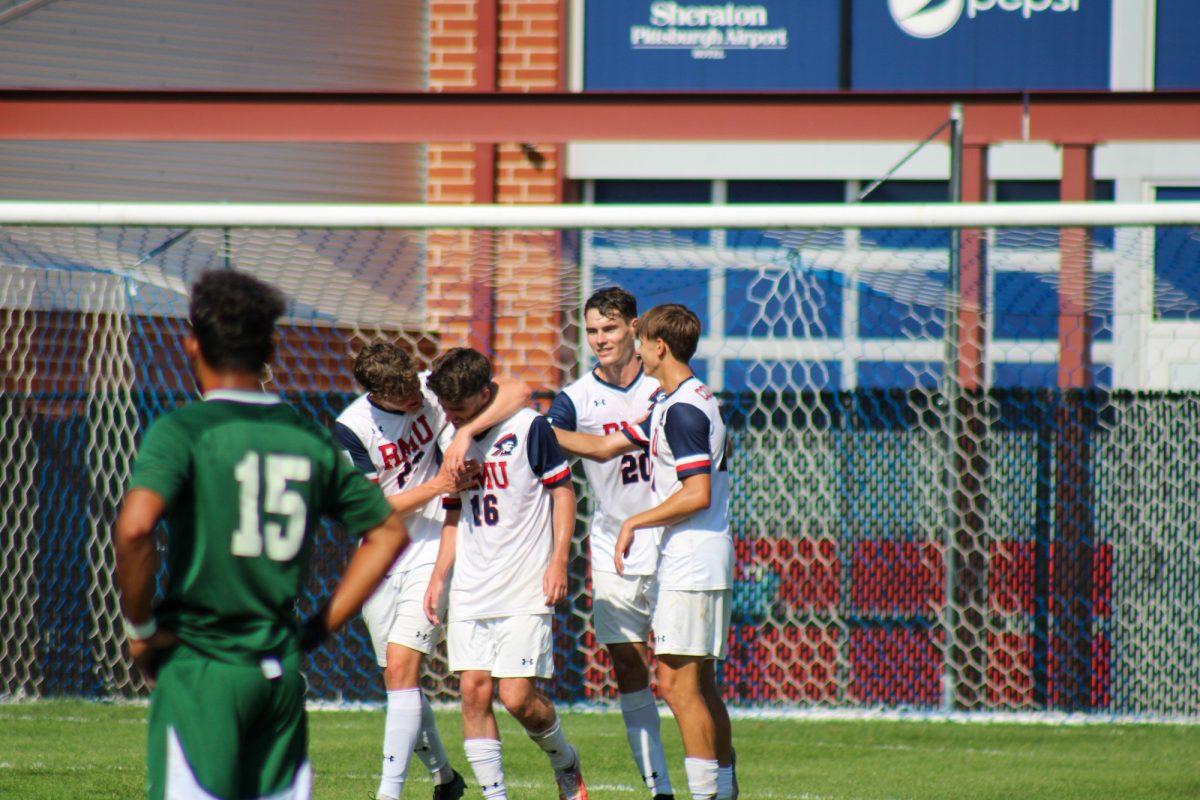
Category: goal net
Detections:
[{"x1": 1, "y1": 200, "x2": 1198, "y2": 721}]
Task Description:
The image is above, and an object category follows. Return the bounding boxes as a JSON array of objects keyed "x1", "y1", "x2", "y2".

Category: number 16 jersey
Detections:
[{"x1": 442, "y1": 408, "x2": 573, "y2": 622}]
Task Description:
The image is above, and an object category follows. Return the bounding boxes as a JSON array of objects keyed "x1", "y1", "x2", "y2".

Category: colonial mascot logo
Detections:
[{"x1": 491, "y1": 433, "x2": 518, "y2": 456}]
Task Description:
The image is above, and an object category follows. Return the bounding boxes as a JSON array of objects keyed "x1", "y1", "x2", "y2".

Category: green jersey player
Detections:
[{"x1": 114, "y1": 270, "x2": 409, "y2": 800}]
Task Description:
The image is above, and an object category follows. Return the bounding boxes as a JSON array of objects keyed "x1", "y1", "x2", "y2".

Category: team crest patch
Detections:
[
  {"x1": 492, "y1": 433, "x2": 518, "y2": 455},
  {"x1": 694, "y1": 384, "x2": 714, "y2": 400}
]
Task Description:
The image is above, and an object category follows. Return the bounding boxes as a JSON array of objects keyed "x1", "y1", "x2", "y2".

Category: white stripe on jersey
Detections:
[
  {"x1": 333, "y1": 372, "x2": 447, "y2": 573},
  {"x1": 547, "y1": 369, "x2": 661, "y2": 575},
  {"x1": 645, "y1": 376, "x2": 732, "y2": 591}
]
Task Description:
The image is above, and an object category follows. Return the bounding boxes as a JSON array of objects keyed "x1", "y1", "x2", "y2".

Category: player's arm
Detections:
[
  {"x1": 442, "y1": 378, "x2": 532, "y2": 475},
  {"x1": 114, "y1": 488, "x2": 180, "y2": 679},
  {"x1": 314, "y1": 510, "x2": 410, "y2": 636},
  {"x1": 553, "y1": 427, "x2": 641, "y2": 461},
  {"x1": 543, "y1": 482, "x2": 575, "y2": 607},
  {"x1": 384, "y1": 461, "x2": 476, "y2": 516},
  {"x1": 614, "y1": 403, "x2": 713, "y2": 575},
  {"x1": 424, "y1": 504, "x2": 460, "y2": 625},
  {"x1": 114, "y1": 418, "x2": 189, "y2": 681}
]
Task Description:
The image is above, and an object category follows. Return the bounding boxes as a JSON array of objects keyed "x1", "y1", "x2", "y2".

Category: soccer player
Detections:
[
  {"x1": 553, "y1": 304, "x2": 736, "y2": 800},
  {"x1": 546, "y1": 287, "x2": 675, "y2": 799},
  {"x1": 333, "y1": 341, "x2": 532, "y2": 800},
  {"x1": 114, "y1": 270, "x2": 410, "y2": 800},
  {"x1": 421, "y1": 348, "x2": 588, "y2": 800}
]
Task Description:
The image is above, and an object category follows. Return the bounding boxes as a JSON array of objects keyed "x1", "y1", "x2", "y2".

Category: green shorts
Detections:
[{"x1": 146, "y1": 646, "x2": 309, "y2": 800}]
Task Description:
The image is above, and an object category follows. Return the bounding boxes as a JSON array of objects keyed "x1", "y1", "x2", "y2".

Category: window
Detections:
[
  {"x1": 1154, "y1": 187, "x2": 1200, "y2": 320},
  {"x1": 592, "y1": 180, "x2": 711, "y2": 246},
  {"x1": 724, "y1": 360, "x2": 841, "y2": 393},
  {"x1": 725, "y1": 180, "x2": 845, "y2": 249},
  {"x1": 725, "y1": 267, "x2": 842, "y2": 339},
  {"x1": 994, "y1": 180, "x2": 1115, "y2": 249},
  {"x1": 859, "y1": 181, "x2": 950, "y2": 249},
  {"x1": 857, "y1": 270, "x2": 946, "y2": 339}
]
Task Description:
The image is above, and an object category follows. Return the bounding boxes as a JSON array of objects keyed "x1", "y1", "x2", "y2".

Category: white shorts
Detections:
[
  {"x1": 447, "y1": 614, "x2": 554, "y2": 678},
  {"x1": 652, "y1": 588, "x2": 732, "y2": 660},
  {"x1": 592, "y1": 570, "x2": 656, "y2": 646},
  {"x1": 361, "y1": 563, "x2": 443, "y2": 664}
]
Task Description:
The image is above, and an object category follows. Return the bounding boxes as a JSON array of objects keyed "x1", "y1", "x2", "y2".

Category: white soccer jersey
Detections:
[
  {"x1": 442, "y1": 408, "x2": 573, "y2": 622},
  {"x1": 547, "y1": 368, "x2": 661, "y2": 575},
  {"x1": 625, "y1": 376, "x2": 732, "y2": 591},
  {"x1": 333, "y1": 371, "x2": 447, "y2": 573}
]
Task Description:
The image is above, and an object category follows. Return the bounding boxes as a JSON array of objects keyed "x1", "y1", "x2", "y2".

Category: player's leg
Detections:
[
  {"x1": 366, "y1": 567, "x2": 462, "y2": 800},
  {"x1": 491, "y1": 614, "x2": 587, "y2": 800},
  {"x1": 700, "y1": 659, "x2": 735, "y2": 799},
  {"x1": 239, "y1": 652, "x2": 313, "y2": 800},
  {"x1": 449, "y1": 619, "x2": 507, "y2": 800},
  {"x1": 595, "y1": 571, "x2": 674, "y2": 798},
  {"x1": 652, "y1": 588, "x2": 733, "y2": 800}
]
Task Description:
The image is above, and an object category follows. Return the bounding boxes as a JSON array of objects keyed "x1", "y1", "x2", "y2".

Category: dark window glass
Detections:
[
  {"x1": 857, "y1": 271, "x2": 946, "y2": 339},
  {"x1": 592, "y1": 180, "x2": 711, "y2": 247},
  {"x1": 1154, "y1": 187, "x2": 1200, "y2": 320},
  {"x1": 725, "y1": 180, "x2": 845, "y2": 249},
  {"x1": 725, "y1": 268, "x2": 843, "y2": 339},
  {"x1": 724, "y1": 360, "x2": 841, "y2": 392},
  {"x1": 593, "y1": 268, "x2": 710, "y2": 332},
  {"x1": 859, "y1": 181, "x2": 949, "y2": 249},
  {"x1": 995, "y1": 180, "x2": 1114, "y2": 249}
]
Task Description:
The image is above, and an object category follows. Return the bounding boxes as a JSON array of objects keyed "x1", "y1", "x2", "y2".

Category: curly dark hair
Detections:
[
  {"x1": 584, "y1": 285, "x2": 638, "y2": 322},
  {"x1": 426, "y1": 347, "x2": 492, "y2": 403},
  {"x1": 189, "y1": 270, "x2": 286, "y2": 374},
  {"x1": 353, "y1": 341, "x2": 421, "y2": 398}
]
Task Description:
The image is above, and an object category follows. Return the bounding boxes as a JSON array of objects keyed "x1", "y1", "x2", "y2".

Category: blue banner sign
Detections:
[
  {"x1": 584, "y1": 1, "x2": 840, "y2": 90},
  {"x1": 852, "y1": 0, "x2": 1111, "y2": 90},
  {"x1": 1156, "y1": 0, "x2": 1200, "y2": 89}
]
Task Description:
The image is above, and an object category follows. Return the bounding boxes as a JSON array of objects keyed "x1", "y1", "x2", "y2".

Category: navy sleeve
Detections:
[
  {"x1": 333, "y1": 421, "x2": 377, "y2": 478},
  {"x1": 527, "y1": 415, "x2": 572, "y2": 488},
  {"x1": 621, "y1": 411, "x2": 652, "y2": 449},
  {"x1": 663, "y1": 404, "x2": 712, "y2": 479},
  {"x1": 546, "y1": 391, "x2": 577, "y2": 431}
]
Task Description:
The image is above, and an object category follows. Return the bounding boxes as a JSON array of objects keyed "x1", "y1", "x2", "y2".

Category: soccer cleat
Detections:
[
  {"x1": 432, "y1": 769, "x2": 466, "y2": 800},
  {"x1": 553, "y1": 747, "x2": 588, "y2": 800}
]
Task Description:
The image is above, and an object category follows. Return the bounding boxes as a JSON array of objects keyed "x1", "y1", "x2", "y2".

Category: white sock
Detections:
[
  {"x1": 377, "y1": 688, "x2": 422, "y2": 800},
  {"x1": 684, "y1": 757, "x2": 719, "y2": 800},
  {"x1": 464, "y1": 738, "x2": 506, "y2": 800},
  {"x1": 413, "y1": 694, "x2": 454, "y2": 784},
  {"x1": 525, "y1": 716, "x2": 576, "y2": 772},
  {"x1": 717, "y1": 764, "x2": 734, "y2": 799},
  {"x1": 619, "y1": 689, "x2": 673, "y2": 795}
]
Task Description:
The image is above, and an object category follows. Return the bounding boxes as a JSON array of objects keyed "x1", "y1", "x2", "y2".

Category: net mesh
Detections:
[{"x1": 1, "y1": 216, "x2": 1198, "y2": 719}]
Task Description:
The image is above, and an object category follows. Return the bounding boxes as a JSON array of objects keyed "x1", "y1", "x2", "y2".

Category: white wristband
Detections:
[{"x1": 123, "y1": 616, "x2": 158, "y2": 641}]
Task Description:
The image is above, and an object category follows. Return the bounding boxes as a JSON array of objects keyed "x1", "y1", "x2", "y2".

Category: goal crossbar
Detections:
[{"x1": 0, "y1": 201, "x2": 1198, "y2": 229}]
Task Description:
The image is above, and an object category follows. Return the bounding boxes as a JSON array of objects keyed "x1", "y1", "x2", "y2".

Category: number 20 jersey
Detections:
[
  {"x1": 547, "y1": 369, "x2": 661, "y2": 575},
  {"x1": 443, "y1": 408, "x2": 573, "y2": 622}
]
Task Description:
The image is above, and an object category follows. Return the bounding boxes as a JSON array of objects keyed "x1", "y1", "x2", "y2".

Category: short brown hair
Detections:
[
  {"x1": 584, "y1": 286, "x2": 638, "y2": 322},
  {"x1": 637, "y1": 303, "x2": 701, "y2": 362},
  {"x1": 353, "y1": 341, "x2": 420, "y2": 398},
  {"x1": 427, "y1": 347, "x2": 492, "y2": 403}
]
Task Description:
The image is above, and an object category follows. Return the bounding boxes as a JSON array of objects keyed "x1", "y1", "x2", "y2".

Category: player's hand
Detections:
[
  {"x1": 542, "y1": 559, "x2": 568, "y2": 607},
  {"x1": 128, "y1": 628, "x2": 179, "y2": 686},
  {"x1": 299, "y1": 605, "x2": 332, "y2": 653},
  {"x1": 614, "y1": 523, "x2": 637, "y2": 576},
  {"x1": 433, "y1": 459, "x2": 480, "y2": 494},
  {"x1": 423, "y1": 574, "x2": 446, "y2": 625},
  {"x1": 443, "y1": 431, "x2": 476, "y2": 480}
]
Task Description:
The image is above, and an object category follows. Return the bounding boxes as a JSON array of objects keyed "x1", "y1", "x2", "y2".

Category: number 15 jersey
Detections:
[
  {"x1": 443, "y1": 408, "x2": 573, "y2": 622},
  {"x1": 127, "y1": 390, "x2": 393, "y2": 662}
]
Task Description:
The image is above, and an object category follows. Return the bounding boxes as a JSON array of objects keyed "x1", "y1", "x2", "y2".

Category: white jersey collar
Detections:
[{"x1": 203, "y1": 389, "x2": 282, "y2": 405}]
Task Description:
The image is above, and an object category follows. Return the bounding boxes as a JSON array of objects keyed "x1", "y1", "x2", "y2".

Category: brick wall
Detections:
[{"x1": 425, "y1": 0, "x2": 569, "y2": 390}]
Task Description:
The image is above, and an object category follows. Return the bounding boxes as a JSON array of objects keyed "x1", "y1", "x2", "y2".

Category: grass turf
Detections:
[{"x1": 1, "y1": 700, "x2": 1198, "y2": 799}]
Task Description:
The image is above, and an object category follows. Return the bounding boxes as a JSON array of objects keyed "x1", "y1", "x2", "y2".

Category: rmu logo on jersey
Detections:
[
  {"x1": 378, "y1": 414, "x2": 434, "y2": 469},
  {"x1": 492, "y1": 433, "x2": 518, "y2": 456}
]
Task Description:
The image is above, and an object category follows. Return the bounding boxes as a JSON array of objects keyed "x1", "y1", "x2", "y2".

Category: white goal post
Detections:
[{"x1": 1, "y1": 199, "x2": 1197, "y2": 721}]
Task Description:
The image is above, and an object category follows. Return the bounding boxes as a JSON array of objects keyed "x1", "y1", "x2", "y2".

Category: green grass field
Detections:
[{"x1": 2, "y1": 700, "x2": 1198, "y2": 799}]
